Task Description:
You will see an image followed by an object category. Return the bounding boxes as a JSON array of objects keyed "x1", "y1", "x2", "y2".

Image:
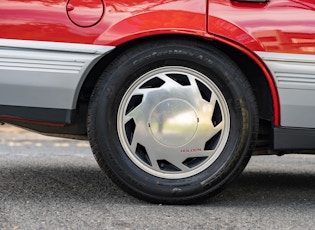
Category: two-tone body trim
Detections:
[
  {"x1": 0, "y1": 39, "x2": 114, "y2": 112},
  {"x1": 257, "y1": 52, "x2": 315, "y2": 128}
]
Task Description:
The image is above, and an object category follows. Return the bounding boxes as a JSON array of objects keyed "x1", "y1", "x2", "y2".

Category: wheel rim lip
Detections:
[{"x1": 117, "y1": 66, "x2": 230, "y2": 179}]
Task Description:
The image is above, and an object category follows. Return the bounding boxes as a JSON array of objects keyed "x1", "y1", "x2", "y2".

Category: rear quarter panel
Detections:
[
  {"x1": 208, "y1": 0, "x2": 315, "y2": 128},
  {"x1": 208, "y1": 0, "x2": 315, "y2": 54}
]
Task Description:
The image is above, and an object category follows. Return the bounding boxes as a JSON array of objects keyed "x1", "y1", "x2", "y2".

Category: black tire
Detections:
[{"x1": 87, "y1": 38, "x2": 258, "y2": 204}]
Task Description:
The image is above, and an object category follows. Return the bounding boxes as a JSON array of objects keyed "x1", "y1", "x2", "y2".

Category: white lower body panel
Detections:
[
  {"x1": 0, "y1": 39, "x2": 114, "y2": 110},
  {"x1": 257, "y1": 51, "x2": 315, "y2": 128}
]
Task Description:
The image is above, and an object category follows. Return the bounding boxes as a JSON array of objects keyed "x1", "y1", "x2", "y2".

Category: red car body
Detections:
[
  {"x1": 1, "y1": 0, "x2": 314, "y2": 126},
  {"x1": 0, "y1": 0, "x2": 314, "y2": 204}
]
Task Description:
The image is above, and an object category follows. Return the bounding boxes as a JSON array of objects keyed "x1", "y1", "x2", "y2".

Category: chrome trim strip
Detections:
[
  {"x1": 0, "y1": 39, "x2": 110, "y2": 54},
  {"x1": 256, "y1": 51, "x2": 315, "y2": 128},
  {"x1": 0, "y1": 39, "x2": 114, "y2": 110}
]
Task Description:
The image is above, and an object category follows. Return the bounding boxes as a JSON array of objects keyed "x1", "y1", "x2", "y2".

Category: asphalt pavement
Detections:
[{"x1": 0, "y1": 125, "x2": 315, "y2": 229}]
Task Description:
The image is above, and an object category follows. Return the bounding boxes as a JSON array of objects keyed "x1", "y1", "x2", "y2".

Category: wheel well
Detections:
[
  {"x1": 209, "y1": 40, "x2": 274, "y2": 149},
  {"x1": 210, "y1": 40, "x2": 273, "y2": 121},
  {"x1": 77, "y1": 35, "x2": 274, "y2": 144}
]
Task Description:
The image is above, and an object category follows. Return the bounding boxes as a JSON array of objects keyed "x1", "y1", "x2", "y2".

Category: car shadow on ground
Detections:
[
  {"x1": 0, "y1": 165, "x2": 314, "y2": 206},
  {"x1": 207, "y1": 171, "x2": 315, "y2": 206}
]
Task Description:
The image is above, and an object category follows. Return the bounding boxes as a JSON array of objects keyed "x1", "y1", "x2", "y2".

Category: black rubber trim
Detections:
[
  {"x1": 232, "y1": 0, "x2": 269, "y2": 3},
  {"x1": 274, "y1": 127, "x2": 315, "y2": 150},
  {"x1": 0, "y1": 105, "x2": 73, "y2": 124}
]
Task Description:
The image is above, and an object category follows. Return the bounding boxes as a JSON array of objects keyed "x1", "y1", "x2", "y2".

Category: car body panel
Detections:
[
  {"x1": 0, "y1": 0, "x2": 209, "y2": 124},
  {"x1": 0, "y1": 39, "x2": 113, "y2": 112},
  {"x1": 0, "y1": 0, "x2": 314, "y2": 144},
  {"x1": 208, "y1": 0, "x2": 315, "y2": 54},
  {"x1": 93, "y1": 0, "x2": 208, "y2": 46},
  {"x1": 257, "y1": 51, "x2": 315, "y2": 128},
  {"x1": 0, "y1": 0, "x2": 100, "y2": 44},
  {"x1": 0, "y1": 0, "x2": 209, "y2": 45},
  {"x1": 208, "y1": 0, "x2": 315, "y2": 128}
]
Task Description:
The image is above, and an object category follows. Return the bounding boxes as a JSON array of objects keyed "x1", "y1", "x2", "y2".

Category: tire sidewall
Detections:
[{"x1": 88, "y1": 42, "x2": 256, "y2": 202}]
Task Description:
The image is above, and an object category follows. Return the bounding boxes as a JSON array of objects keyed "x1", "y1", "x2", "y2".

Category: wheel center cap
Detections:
[{"x1": 149, "y1": 99, "x2": 198, "y2": 147}]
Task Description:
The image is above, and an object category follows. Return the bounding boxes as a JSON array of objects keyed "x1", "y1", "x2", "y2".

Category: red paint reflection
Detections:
[
  {"x1": 0, "y1": 0, "x2": 205, "y2": 45},
  {"x1": 208, "y1": 0, "x2": 315, "y2": 54}
]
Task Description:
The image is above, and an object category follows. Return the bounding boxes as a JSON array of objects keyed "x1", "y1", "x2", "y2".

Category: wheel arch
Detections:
[
  {"x1": 210, "y1": 40, "x2": 275, "y2": 123},
  {"x1": 86, "y1": 36, "x2": 259, "y2": 204},
  {"x1": 76, "y1": 34, "x2": 278, "y2": 131}
]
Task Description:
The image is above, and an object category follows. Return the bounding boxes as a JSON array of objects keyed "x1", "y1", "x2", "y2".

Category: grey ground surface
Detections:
[{"x1": 0, "y1": 125, "x2": 314, "y2": 229}]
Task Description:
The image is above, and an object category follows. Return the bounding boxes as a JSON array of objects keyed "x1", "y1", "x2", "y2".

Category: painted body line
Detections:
[
  {"x1": 0, "y1": 39, "x2": 114, "y2": 110},
  {"x1": 257, "y1": 51, "x2": 315, "y2": 128}
]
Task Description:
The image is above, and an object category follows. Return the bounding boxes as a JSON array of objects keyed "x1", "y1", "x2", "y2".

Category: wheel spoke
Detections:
[
  {"x1": 168, "y1": 159, "x2": 191, "y2": 172},
  {"x1": 118, "y1": 66, "x2": 230, "y2": 179},
  {"x1": 213, "y1": 121, "x2": 224, "y2": 133},
  {"x1": 128, "y1": 128, "x2": 142, "y2": 153}
]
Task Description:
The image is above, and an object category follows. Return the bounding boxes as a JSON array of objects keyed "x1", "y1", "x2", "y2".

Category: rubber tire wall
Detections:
[{"x1": 87, "y1": 38, "x2": 258, "y2": 204}]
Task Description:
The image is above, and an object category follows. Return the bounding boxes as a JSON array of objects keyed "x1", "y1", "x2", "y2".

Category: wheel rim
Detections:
[{"x1": 117, "y1": 66, "x2": 230, "y2": 179}]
